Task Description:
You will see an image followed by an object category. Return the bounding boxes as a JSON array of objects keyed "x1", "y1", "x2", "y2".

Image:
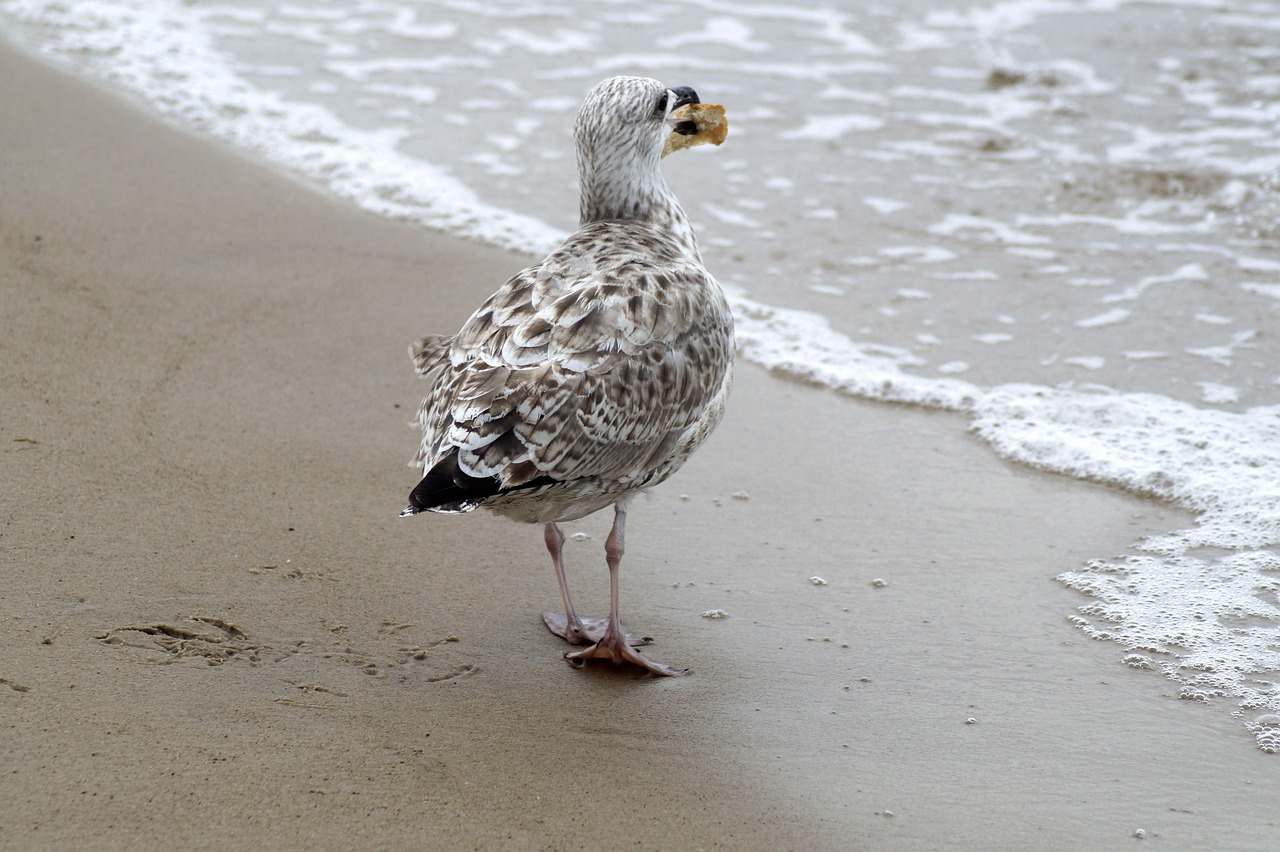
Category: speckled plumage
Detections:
[{"x1": 402, "y1": 76, "x2": 734, "y2": 675}]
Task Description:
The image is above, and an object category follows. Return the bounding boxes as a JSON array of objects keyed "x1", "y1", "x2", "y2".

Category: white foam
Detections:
[
  {"x1": 1197, "y1": 382, "x2": 1241, "y2": 405},
  {"x1": 1075, "y1": 308, "x2": 1130, "y2": 328},
  {"x1": 893, "y1": 24, "x2": 948, "y2": 51},
  {"x1": 863, "y1": 196, "x2": 908, "y2": 215},
  {"x1": 1242, "y1": 282, "x2": 1280, "y2": 300},
  {"x1": 729, "y1": 291, "x2": 976, "y2": 410},
  {"x1": 1238, "y1": 255, "x2": 1280, "y2": 273},
  {"x1": 928, "y1": 214, "x2": 1050, "y2": 246},
  {"x1": 658, "y1": 16, "x2": 770, "y2": 53},
  {"x1": 1103, "y1": 264, "x2": 1208, "y2": 304},
  {"x1": 780, "y1": 113, "x2": 885, "y2": 141},
  {"x1": 1107, "y1": 123, "x2": 1280, "y2": 177},
  {"x1": 1017, "y1": 212, "x2": 1215, "y2": 237},
  {"x1": 878, "y1": 245, "x2": 956, "y2": 263},
  {"x1": 808, "y1": 284, "x2": 845, "y2": 297},
  {"x1": 895, "y1": 288, "x2": 933, "y2": 300},
  {"x1": 1006, "y1": 247, "x2": 1057, "y2": 260},
  {"x1": 1185, "y1": 330, "x2": 1258, "y2": 368},
  {"x1": 929, "y1": 270, "x2": 1001, "y2": 281}
]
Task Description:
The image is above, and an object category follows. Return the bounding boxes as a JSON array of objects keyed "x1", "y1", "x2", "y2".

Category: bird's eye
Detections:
[{"x1": 654, "y1": 92, "x2": 669, "y2": 117}]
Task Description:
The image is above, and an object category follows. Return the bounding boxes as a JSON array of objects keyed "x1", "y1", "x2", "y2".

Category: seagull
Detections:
[{"x1": 401, "y1": 76, "x2": 734, "y2": 677}]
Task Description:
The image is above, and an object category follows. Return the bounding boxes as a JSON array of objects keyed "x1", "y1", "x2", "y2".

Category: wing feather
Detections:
[{"x1": 409, "y1": 222, "x2": 733, "y2": 496}]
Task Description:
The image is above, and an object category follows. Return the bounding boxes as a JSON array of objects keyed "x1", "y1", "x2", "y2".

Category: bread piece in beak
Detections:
[{"x1": 662, "y1": 103, "x2": 729, "y2": 158}]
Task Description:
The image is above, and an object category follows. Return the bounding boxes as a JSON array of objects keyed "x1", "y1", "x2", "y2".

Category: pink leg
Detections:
[
  {"x1": 542, "y1": 521, "x2": 650, "y2": 647},
  {"x1": 541, "y1": 522, "x2": 596, "y2": 645},
  {"x1": 563, "y1": 506, "x2": 686, "y2": 677}
]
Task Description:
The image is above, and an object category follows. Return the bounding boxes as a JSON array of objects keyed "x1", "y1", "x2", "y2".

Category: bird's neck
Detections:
[{"x1": 577, "y1": 157, "x2": 701, "y2": 260}]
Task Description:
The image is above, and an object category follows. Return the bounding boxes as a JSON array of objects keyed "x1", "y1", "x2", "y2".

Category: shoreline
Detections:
[{"x1": 2, "y1": 40, "x2": 1275, "y2": 850}]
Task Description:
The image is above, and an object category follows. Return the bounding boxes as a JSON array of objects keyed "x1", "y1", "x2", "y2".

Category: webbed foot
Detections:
[
  {"x1": 542, "y1": 611, "x2": 651, "y2": 647},
  {"x1": 562, "y1": 620, "x2": 687, "y2": 677}
]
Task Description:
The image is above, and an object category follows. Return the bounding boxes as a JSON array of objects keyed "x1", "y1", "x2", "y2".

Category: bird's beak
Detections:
[{"x1": 668, "y1": 86, "x2": 701, "y2": 136}]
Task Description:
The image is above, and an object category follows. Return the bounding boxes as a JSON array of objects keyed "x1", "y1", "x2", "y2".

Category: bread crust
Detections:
[{"x1": 662, "y1": 103, "x2": 728, "y2": 158}]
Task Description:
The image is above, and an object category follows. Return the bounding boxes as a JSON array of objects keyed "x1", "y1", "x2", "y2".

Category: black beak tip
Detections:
[
  {"x1": 669, "y1": 86, "x2": 701, "y2": 135},
  {"x1": 670, "y1": 86, "x2": 700, "y2": 110}
]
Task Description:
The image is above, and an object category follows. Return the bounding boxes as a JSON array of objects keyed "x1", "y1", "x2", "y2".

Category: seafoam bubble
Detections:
[{"x1": 1255, "y1": 727, "x2": 1280, "y2": 755}]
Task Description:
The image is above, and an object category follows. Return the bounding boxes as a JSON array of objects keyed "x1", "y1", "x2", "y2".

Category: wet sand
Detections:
[{"x1": 2, "y1": 43, "x2": 1275, "y2": 850}]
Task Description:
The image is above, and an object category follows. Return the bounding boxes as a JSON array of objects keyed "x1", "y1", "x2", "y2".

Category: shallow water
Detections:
[{"x1": 5, "y1": 0, "x2": 1277, "y2": 749}]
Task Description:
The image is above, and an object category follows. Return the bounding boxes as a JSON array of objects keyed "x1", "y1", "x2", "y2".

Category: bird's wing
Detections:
[{"x1": 412, "y1": 229, "x2": 733, "y2": 491}]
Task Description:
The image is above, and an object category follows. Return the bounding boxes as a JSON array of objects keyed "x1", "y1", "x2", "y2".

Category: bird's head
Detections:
[{"x1": 573, "y1": 76, "x2": 701, "y2": 171}]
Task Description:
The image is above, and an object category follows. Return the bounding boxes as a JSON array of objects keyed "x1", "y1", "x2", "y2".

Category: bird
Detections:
[{"x1": 400, "y1": 76, "x2": 734, "y2": 677}]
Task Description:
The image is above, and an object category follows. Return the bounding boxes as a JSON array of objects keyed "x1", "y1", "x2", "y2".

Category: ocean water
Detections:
[{"x1": 5, "y1": 0, "x2": 1278, "y2": 749}]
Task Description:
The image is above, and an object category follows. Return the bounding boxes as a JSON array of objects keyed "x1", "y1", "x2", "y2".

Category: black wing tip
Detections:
[
  {"x1": 407, "y1": 454, "x2": 558, "y2": 514},
  {"x1": 407, "y1": 455, "x2": 504, "y2": 513}
]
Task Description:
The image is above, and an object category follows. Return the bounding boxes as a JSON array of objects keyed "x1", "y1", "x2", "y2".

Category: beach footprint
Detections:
[{"x1": 95, "y1": 615, "x2": 477, "y2": 690}]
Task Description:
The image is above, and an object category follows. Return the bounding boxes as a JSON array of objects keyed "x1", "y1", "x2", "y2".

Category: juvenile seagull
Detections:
[{"x1": 401, "y1": 76, "x2": 734, "y2": 676}]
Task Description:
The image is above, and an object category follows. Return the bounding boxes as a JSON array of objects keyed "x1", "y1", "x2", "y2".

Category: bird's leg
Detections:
[
  {"x1": 541, "y1": 522, "x2": 593, "y2": 644},
  {"x1": 563, "y1": 506, "x2": 686, "y2": 677},
  {"x1": 542, "y1": 520, "x2": 651, "y2": 647}
]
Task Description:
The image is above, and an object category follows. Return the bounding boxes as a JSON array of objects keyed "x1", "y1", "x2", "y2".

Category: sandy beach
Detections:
[{"x1": 2, "y1": 42, "x2": 1275, "y2": 850}]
